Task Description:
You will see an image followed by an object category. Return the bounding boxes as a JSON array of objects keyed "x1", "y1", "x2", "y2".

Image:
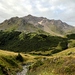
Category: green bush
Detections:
[
  {"x1": 68, "y1": 52, "x2": 72, "y2": 55},
  {"x1": 16, "y1": 53, "x2": 24, "y2": 62},
  {"x1": 65, "y1": 66, "x2": 72, "y2": 73},
  {"x1": 0, "y1": 65, "x2": 8, "y2": 75},
  {"x1": 29, "y1": 65, "x2": 32, "y2": 70},
  {"x1": 31, "y1": 60, "x2": 44, "y2": 70},
  {"x1": 51, "y1": 49, "x2": 61, "y2": 54},
  {"x1": 67, "y1": 34, "x2": 75, "y2": 39}
]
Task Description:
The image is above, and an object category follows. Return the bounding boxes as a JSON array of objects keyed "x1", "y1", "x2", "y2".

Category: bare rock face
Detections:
[{"x1": 22, "y1": 15, "x2": 74, "y2": 31}]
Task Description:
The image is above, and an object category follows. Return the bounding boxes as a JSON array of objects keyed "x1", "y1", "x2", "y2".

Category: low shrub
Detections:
[
  {"x1": 31, "y1": 60, "x2": 44, "y2": 71},
  {"x1": 16, "y1": 53, "x2": 24, "y2": 62},
  {"x1": 65, "y1": 66, "x2": 72, "y2": 73},
  {"x1": 68, "y1": 52, "x2": 72, "y2": 55},
  {"x1": 51, "y1": 49, "x2": 61, "y2": 54}
]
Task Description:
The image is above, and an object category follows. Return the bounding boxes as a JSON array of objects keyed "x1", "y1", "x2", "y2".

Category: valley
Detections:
[{"x1": 0, "y1": 15, "x2": 75, "y2": 75}]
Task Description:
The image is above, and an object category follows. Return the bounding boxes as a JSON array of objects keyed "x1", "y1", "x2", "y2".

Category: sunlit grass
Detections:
[
  {"x1": 53, "y1": 47, "x2": 75, "y2": 57},
  {"x1": 0, "y1": 49, "x2": 38, "y2": 75}
]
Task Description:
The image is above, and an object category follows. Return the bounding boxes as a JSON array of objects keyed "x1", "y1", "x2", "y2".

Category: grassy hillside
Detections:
[
  {"x1": 0, "y1": 30, "x2": 68, "y2": 54},
  {"x1": 1, "y1": 47, "x2": 75, "y2": 75},
  {"x1": 0, "y1": 49, "x2": 43, "y2": 75},
  {"x1": 26, "y1": 33, "x2": 75, "y2": 75},
  {"x1": 0, "y1": 30, "x2": 75, "y2": 75},
  {"x1": 0, "y1": 50, "x2": 26, "y2": 75},
  {"x1": 27, "y1": 56, "x2": 75, "y2": 75},
  {"x1": 47, "y1": 23, "x2": 64, "y2": 35},
  {"x1": 53, "y1": 47, "x2": 75, "y2": 57},
  {"x1": 65, "y1": 28, "x2": 75, "y2": 34}
]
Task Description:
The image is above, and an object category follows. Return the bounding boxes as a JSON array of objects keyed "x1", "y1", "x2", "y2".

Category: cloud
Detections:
[{"x1": 0, "y1": 0, "x2": 75, "y2": 26}]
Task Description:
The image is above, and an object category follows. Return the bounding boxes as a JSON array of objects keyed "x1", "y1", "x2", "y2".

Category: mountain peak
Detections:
[{"x1": 27, "y1": 14, "x2": 33, "y2": 17}]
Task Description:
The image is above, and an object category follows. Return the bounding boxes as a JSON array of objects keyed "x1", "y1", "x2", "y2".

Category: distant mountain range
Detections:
[{"x1": 0, "y1": 14, "x2": 74, "y2": 36}]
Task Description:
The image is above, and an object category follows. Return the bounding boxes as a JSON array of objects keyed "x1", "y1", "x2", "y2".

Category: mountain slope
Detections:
[
  {"x1": 38, "y1": 18, "x2": 64, "y2": 35},
  {"x1": 0, "y1": 15, "x2": 74, "y2": 36},
  {"x1": 0, "y1": 17, "x2": 40, "y2": 32},
  {"x1": 65, "y1": 28, "x2": 75, "y2": 34},
  {"x1": 22, "y1": 15, "x2": 74, "y2": 31},
  {"x1": 49, "y1": 19, "x2": 74, "y2": 31}
]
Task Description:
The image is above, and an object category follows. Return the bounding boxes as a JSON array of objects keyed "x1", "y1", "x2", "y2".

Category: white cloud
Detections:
[{"x1": 0, "y1": 0, "x2": 75, "y2": 26}]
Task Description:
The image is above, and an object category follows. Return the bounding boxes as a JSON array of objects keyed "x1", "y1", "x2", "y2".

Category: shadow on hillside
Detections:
[{"x1": 67, "y1": 34, "x2": 75, "y2": 40}]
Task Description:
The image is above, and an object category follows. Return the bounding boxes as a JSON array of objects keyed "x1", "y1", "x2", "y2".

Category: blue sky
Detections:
[{"x1": 0, "y1": 0, "x2": 75, "y2": 26}]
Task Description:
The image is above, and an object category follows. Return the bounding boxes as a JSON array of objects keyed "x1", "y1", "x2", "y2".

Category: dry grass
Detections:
[
  {"x1": 0, "y1": 50, "x2": 18, "y2": 56},
  {"x1": 0, "y1": 49, "x2": 43, "y2": 63},
  {"x1": 28, "y1": 47, "x2": 75, "y2": 59},
  {"x1": 1, "y1": 47, "x2": 75, "y2": 75},
  {"x1": 53, "y1": 47, "x2": 75, "y2": 57},
  {"x1": 27, "y1": 56, "x2": 75, "y2": 75},
  {"x1": 0, "y1": 49, "x2": 40, "y2": 75}
]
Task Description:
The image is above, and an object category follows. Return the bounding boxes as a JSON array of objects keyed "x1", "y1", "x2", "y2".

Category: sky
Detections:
[{"x1": 0, "y1": 0, "x2": 75, "y2": 26}]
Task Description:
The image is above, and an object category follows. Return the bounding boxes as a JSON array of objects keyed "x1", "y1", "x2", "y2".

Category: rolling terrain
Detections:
[{"x1": 0, "y1": 15, "x2": 75, "y2": 75}]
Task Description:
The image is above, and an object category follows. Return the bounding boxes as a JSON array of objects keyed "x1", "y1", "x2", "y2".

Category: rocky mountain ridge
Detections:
[
  {"x1": 22, "y1": 15, "x2": 74, "y2": 31},
  {"x1": 0, "y1": 14, "x2": 74, "y2": 36}
]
